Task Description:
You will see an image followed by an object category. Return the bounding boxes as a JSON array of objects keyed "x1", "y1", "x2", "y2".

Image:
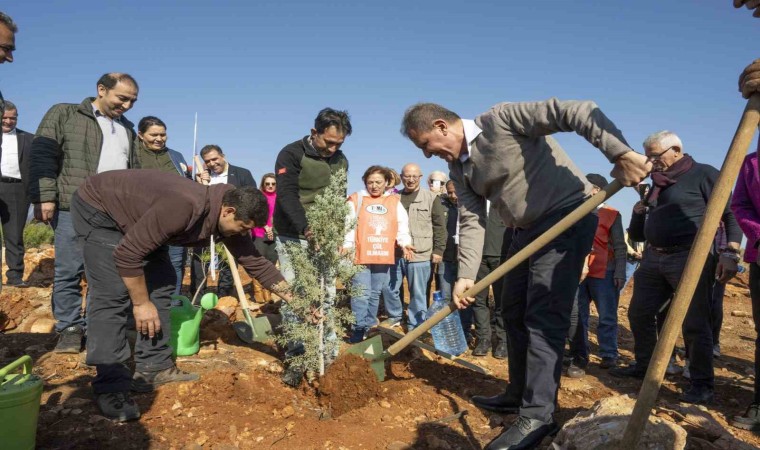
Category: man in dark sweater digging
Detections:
[{"x1": 72, "y1": 169, "x2": 291, "y2": 421}]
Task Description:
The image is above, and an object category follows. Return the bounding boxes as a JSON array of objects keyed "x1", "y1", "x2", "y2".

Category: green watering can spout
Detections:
[{"x1": 170, "y1": 293, "x2": 218, "y2": 356}]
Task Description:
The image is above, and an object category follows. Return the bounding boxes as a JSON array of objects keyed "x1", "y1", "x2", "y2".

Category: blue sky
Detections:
[{"x1": 2, "y1": 1, "x2": 758, "y2": 227}]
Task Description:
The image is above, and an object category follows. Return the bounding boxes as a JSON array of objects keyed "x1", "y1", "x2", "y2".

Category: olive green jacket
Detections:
[{"x1": 28, "y1": 97, "x2": 139, "y2": 211}]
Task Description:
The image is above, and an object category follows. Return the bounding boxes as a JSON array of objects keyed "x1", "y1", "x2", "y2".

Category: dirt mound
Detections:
[
  {"x1": 0, "y1": 290, "x2": 34, "y2": 331},
  {"x1": 318, "y1": 353, "x2": 383, "y2": 417}
]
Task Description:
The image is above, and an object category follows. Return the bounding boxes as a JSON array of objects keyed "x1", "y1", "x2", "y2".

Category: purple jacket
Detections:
[{"x1": 731, "y1": 140, "x2": 760, "y2": 263}]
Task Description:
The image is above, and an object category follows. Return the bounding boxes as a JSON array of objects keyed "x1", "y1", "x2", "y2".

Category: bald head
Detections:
[{"x1": 401, "y1": 163, "x2": 422, "y2": 193}]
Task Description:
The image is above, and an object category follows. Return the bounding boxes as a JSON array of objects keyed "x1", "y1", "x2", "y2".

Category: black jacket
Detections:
[{"x1": 226, "y1": 164, "x2": 255, "y2": 188}]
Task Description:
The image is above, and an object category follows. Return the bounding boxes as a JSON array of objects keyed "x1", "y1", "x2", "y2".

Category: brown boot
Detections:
[{"x1": 252, "y1": 279, "x2": 265, "y2": 303}]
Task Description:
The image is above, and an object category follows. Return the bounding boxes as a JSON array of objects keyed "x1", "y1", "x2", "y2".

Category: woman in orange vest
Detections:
[{"x1": 344, "y1": 165, "x2": 414, "y2": 343}]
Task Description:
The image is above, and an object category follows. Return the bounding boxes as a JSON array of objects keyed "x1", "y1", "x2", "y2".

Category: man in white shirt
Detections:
[{"x1": 0, "y1": 100, "x2": 32, "y2": 286}]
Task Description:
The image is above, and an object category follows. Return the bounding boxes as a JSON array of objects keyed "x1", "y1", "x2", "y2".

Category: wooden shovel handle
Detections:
[
  {"x1": 384, "y1": 179, "x2": 624, "y2": 357},
  {"x1": 222, "y1": 244, "x2": 257, "y2": 324},
  {"x1": 194, "y1": 155, "x2": 209, "y2": 186},
  {"x1": 621, "y1": 94, "x2": 760, "y2": 449}
]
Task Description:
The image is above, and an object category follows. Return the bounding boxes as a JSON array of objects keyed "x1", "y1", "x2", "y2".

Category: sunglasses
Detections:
[{"x1": 264, "y1": 182, "x2": 276, "y2": 186}]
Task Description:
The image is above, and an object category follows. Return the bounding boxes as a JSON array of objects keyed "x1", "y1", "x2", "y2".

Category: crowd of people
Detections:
[{"x1": 3, "y1": 5, "x2": 760, "y2": 449}]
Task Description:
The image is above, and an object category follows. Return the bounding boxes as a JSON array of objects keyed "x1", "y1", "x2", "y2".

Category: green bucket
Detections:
[
  {"x1": 0, "y1": 355, "x2": 43, "y2": 450},
  {"x1": 169, "y1": 293, "x2": 218, "y2": 357}
]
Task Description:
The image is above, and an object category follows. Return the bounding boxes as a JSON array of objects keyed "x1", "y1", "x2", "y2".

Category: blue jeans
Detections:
[
  {"x1": 570, "y1": 268, "x2": 620, "y2": 361},
  {"x1": 383, "y1": 258, "x2": 431, "y2": 329},
  {"x1": 276, "y1": 236, "x2": 338, "y2": 362},
  {"x1": 52, "y1": 210, "x2": 87, "y2": 332},
  {"x1": 351, "y1": 264, "x2": 391, "y2": 330},
  {"x1": 168, "y1": 245, "x2": 187, "y2": 296}
]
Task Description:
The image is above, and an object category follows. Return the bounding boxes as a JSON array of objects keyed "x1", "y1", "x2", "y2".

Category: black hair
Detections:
[
  {"x1": 138, "y1": 116, "x2": 166, "y2": 134},
  {"x1": 314, "y1": 108, "x2": 352, "y2": 136},
  {"x1": 0, "y1": 11, "x2": 18, "y2": 33},
  {"x1": 401, "y1": 103, "x2": 460, "y2": 137},
  {"x1": 96, "y1": 73, "x2": 139, "y2": 91},
  {"x1": 200, "y1": 144, "x2": 224, "y2": 158},
  {"x1": 222, "y1": 186, "x2": 268, "y2": 225}
]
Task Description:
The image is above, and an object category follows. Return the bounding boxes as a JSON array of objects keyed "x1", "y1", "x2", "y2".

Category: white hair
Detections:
[
  {"x1": 428, "y1": 170, "x2": 448, "y2": 183},
  {"x1": 643, "y1": 130, "x2": 683, "y2": 152}
]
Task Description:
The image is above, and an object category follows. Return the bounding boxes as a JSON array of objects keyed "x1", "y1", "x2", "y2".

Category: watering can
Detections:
[
  {"x1": 170, "y1": 293, "x2": 219, "y2": 356},
  {"x1": 0, "y1": 355, "x2": 43, "y2": 450}
]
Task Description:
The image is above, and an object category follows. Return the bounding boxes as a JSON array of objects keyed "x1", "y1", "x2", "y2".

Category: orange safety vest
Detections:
[
  {"x1": 587, "y1": 206, "x2": 619, "y2": 279},
  {"x1": 349, "y1": 193, "x2": 400, "y2": 265}
]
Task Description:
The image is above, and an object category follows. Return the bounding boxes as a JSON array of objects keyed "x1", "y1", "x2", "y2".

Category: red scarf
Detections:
[{"x1": 645, "y1": 154, "x2": 694, "y2": 206}]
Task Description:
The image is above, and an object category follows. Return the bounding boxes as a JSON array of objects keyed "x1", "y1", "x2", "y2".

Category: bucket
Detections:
[{"x1": 0, "y1": 355, "x2": 43, "y2": 450}]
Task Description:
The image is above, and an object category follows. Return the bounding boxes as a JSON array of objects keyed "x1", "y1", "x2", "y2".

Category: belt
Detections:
[
  {"x1": 0, "y1": 177, "x2": 21, "y2": 183},
  {"x1": 650, "y1": 244, "x2": 691, "y2": 254}
]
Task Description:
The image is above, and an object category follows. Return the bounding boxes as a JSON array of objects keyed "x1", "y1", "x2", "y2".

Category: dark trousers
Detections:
[
  {"x1": 749, "y1": 263, "x2": 760, "y2": 403},
  {"x1": 190, "y1": 246, "x2": 233, "y2": 296},
  {"x1": 0, "y1": 180, "x2": 29, "y2": 282},
  {"x1": 253, "y1": 237, "x2": 278, "y2": 264},
  {"x1": 468, "y1": 256, "x2": 506, "y2": 343},
  {"x1": 71, "y1": 193, "x2": 175, "y2": 394},
  {"x1": 628, "y1": 248, "x2": 716, "y2": 389},
  {"x1": 501, "y1": 207, "x2": 597, "y2": 422},
  {"x1": 711, "y1": 281, "x2": 726, "y2": 346}
]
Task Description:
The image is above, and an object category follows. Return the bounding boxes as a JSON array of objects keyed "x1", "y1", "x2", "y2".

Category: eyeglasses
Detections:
[
  {"x1": 0, "y1": 44, "x2": 15, "y2": 53},
  {"x1": 264, "y1": 182, "x2": 276, "y2": 187},
  {"x1": 647, "y1": 146, "x2": 675, "y2": 162},
  {"x1": 401, "y1": 175, "x2": 421, "y2": 180}
]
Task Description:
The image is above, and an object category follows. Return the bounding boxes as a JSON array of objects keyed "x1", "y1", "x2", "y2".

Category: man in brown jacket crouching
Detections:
[{"x1": 72, "y1": 169, "x2": 291, "y2": 421}]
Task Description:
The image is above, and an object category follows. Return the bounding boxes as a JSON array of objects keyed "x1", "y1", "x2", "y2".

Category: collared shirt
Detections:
[
  {"x1": 0, "y1": 128, "x2": 21, "y2": 179},
  {"x1": 209, "y1": 163, "x2": 229, "y2": 185},
  {"x1": 93, "y1": 103, "x2": 130, "y2": 173},
  {"x1": 459, "y1": 119, "x2": 482, "y2": 163}
]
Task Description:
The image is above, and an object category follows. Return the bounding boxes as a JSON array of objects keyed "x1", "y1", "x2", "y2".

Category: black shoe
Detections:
[
  {"x1": 493, "y1": 342, "x2": 508, "y2": 360},
  {"x1": 349, "y1": 327, "x2": 367, "y2": 344},
  {"x1": 96, "y1": 392, "x2": 140, "y2": 422},
  {"x1": 5, "y1": 279, "x2": 28, "y2": 287},
  {"x1": 131, "y1": 365, "x2": 199, "y2": 392},
  {"x1": 54, "y1": 325, "x2": 84, "y2": 353},
  {"x1": 473, "y1": 339, "x2": 491, "y2": 357},
  {"x1": 485, "y1": 415, "x2": 559, "y2": 450},
  {"x1": 566, "y1": 362, "x2": 586, "y2": 379},
  {"x1": 471, "y1": 392, "x2": 521, "y2": 414},
  {"x1": 609, "y1": 363, "x2": 647, "y2": 379},
  {"x1": 732, "y1": 403, "x2": 760, "y2": 431},
  {"x1": 679, "y1": 385, "x2": 714, "y2": 405},
  {"x1": 600, "y1": 357, "x2": 618, "y2": 369},
  {"x1": 281, "y1": 365, "x2": 305, "y2": 387}
]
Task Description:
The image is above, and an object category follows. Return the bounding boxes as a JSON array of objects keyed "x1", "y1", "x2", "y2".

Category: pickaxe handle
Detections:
[{"x1": 383, "y1": 179, "x2": 624, "y2": 357}]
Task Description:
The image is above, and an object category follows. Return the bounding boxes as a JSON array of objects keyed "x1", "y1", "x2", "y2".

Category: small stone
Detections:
[
  {"x1": 255, "y1": 436, "x2": 264, "y2": 443},
  {"x1": 88, "y1": 415, "x2": 110, "y2": 424},
  {"x1": 281, "y1": 405, "x2": 295, "y2": 418},
  {"x1": 177, "y1": 383, "x2": 192, "y2": 397},
  {"x1": 172, "y1": 400, "x2": 183, "y2": 411},
  {"x1": 286, "y1": 422, "x2": 295, "y2": 431},
  {"x1": 387, "y1": 442, "x2": 410, "y2": 450},
  {"x1": 195, "y1": 433, "x2": 208, "y2": 446},
  {"x1": 379, "y1": 400, "x2": 391, "y2": 408},
  {"x1": 731, "y1": 310, "x2": 751, "y2": 318},
  {"x1": 489, "y1": 415, "x2": 503, "y2": 427},
  {"x1": 64, "y1": 397, "x2": 90, "y2": 408},
  {"x1": 71, "y1": 409, "x2": 83, "y2": 415},
  {"x1": 60, "y1": 408, "x2": 72, "y2": 416}
]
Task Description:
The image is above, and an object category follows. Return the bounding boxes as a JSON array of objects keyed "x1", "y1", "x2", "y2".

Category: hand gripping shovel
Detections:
[
  {"x1": 348, "y1": 180, "x2": 624, "y2": 381},
  {"x1": 222, "y1": 245, "x2": 274, "y2": 344}
]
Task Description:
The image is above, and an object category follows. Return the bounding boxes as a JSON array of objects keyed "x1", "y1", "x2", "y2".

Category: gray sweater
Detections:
[{"x1": 451, "y1": 98, "x2": 633, "y2": 280}]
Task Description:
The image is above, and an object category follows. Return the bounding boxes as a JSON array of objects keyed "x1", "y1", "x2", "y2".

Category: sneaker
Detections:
[
  {"x1": 281, "y1": 365, "x2": 305, "y2": 387},
  {"x1": 96, "y1": 392, "x2": 140, "y2": 422},
  {"x1": 349, "y1": 327, "x2": 367, "y2": 344},
  {"x1": 54, "y1": 325, "x2": 84, "y2": 353},
  {"x1": 666, "y1": 356, "x2": 683, "y2": 375},
  {"x1": 131, "y1": 365, "x2": 199, "y2": 392},
  {"x1": 567, "y1": 362, "x2": 586, "y2": 379},
  {"x1": 679, "y1": 385, "x2": 713, "y2": 405},
  {"x1": 732, "y1": 403, "x2": 760, "y2": 431},
  {"x1": 609, "y1": 363, "x2": 647, "y2": 379},
  {"x1": 682, "y1": 360, "x2": 690, "y2": 379},
  {"x1": 713, "y1": 344, "x2": 721, "y2": 358},
  {"x1": 472, "y1": 339, "x2": 491, "y2": 357},
  {"x1": 600, "y1": 357, "x2": 618, "y2": 369},
  {"x1": 379, "y1": 317, "x2": 402, "y2": 329},
  {"x1": 5, "y1": 279, "x2": 29, "y2": 288}
]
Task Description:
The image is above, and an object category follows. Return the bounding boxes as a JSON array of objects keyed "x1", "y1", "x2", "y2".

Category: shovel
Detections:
[
  {"x1": 222, "y1": 244, "x2": 274, "y2": 344},
  {"x1": 348, "y1": 179, "x2": 624, "y2": 381}
]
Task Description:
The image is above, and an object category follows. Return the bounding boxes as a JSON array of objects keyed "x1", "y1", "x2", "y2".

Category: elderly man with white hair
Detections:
[
  {"x1": 427, "y1": 170, "x2": 448, "y2": 194},
  {"x1": 610, "y1": 130, "x2": 742, "y2": 406}
]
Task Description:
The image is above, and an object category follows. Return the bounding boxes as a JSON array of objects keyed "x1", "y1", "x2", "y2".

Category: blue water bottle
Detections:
[{"x1": 427, "y1": 291, "x2": 468, "y2": 356}]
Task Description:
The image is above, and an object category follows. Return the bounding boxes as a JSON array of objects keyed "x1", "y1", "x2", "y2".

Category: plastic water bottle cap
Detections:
[{"x1": 432, "y1": 291, "x2": 443, "y2": 302}]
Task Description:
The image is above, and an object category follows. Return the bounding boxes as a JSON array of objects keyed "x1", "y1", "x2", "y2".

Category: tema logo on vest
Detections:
[{"x1": 365, "y1": 204, "x2": 388, "y2": 215}]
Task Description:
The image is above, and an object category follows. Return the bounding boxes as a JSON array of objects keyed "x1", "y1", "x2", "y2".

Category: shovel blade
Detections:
[
  {"x1": 345, "y1": 334, "x2": 386, "y2": 381},
  {"x1": 232, "y1": 316, "x2": 274, "y2": 344}
]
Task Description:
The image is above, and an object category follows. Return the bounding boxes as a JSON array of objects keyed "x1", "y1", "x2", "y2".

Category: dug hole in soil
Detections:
[{"x1": 2, "y1": 248, "x2": 760, "y2": 449}]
